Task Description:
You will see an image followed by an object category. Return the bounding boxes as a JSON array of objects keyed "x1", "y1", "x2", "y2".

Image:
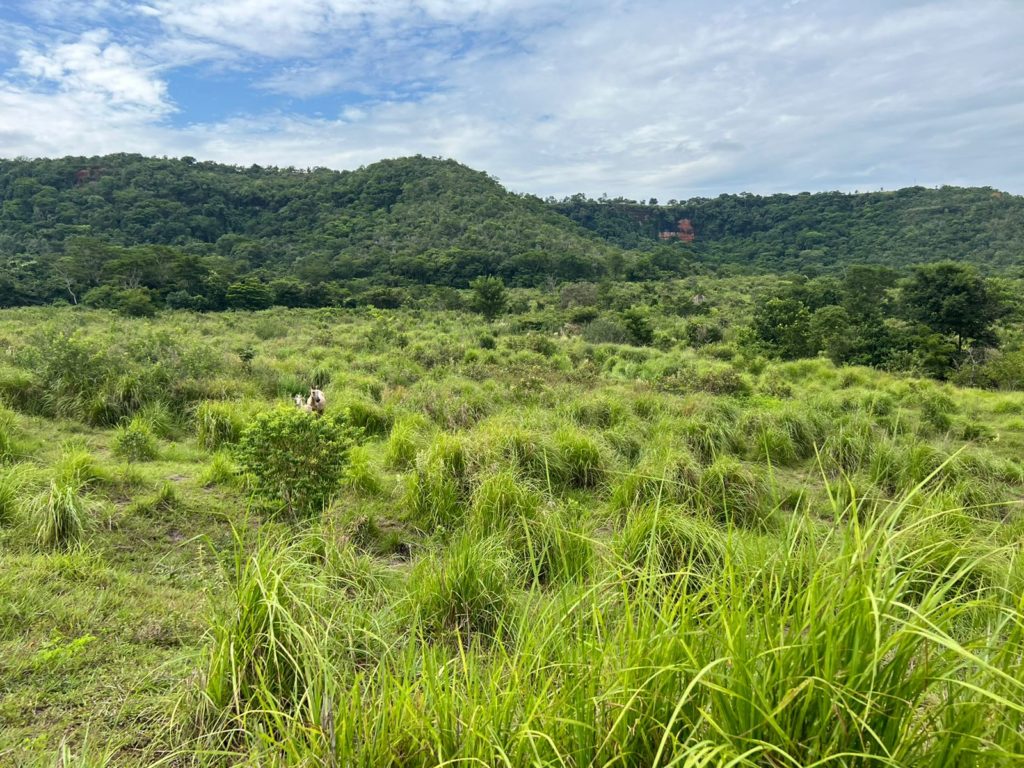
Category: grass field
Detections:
[{"x1": 0, "y1": 305, "x2": 1022, "y2": 767}]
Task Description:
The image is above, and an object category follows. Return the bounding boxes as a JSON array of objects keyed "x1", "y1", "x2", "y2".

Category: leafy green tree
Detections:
[
  {"x1": 620, "y1": 307, "x2": 655, "y2": 346},
  {"x1": 235, "y1": 407, "x2": 357, "y2": 517},
  {"x1": 842, "y1": 265, "x2": 898, "y2": 319},
  {"x1": 226, "y1": 279, "x2": 273, "y2": 310},
  {"x1": 115, "y1": 288, "x2": 158, "y2": 318},
  {"x1": 902, "y1": 261, "x2": 1003, "y2": 353},
  {"x1": 470, "y1": 276, "x2": 507, "y2": 320},
  {"x1": 753, "y1": 297, "x2": 813, "y2": 359}
]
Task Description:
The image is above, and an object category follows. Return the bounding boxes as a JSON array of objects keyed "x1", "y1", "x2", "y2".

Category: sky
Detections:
[{"x1": 0, "y1": 0, "x2": 1022, "y2": 200}]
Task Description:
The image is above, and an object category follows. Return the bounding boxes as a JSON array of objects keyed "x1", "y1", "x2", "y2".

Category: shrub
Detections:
[
  {"x1": 582, "y1": 318, "x2": 631, "y2": 345},
  {"x1": 235, "y1": 406, "x2": 357, "y2": 517},
  {"x1": 113, "y1": 416, "x2": 159, "y2": 462},
  {"x1": 410, "y1": 534, "x2": 515, "y2": 643}
]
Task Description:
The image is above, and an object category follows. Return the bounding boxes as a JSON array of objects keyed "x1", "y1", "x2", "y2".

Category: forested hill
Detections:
[
  {"x1": 552, "y1": 187, "x2": 1024, "y2": 273},
  {"x1": 1, "y1": 152, "x2": 1023, "y2": 311},
  {"x1": 0, "y1": 154, "x2": 614, "y2": 307}
]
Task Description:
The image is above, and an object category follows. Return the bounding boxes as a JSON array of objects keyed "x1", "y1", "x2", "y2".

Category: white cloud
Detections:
[
  {"x1": 1, "y1": 0, "x2": 1023, "y2": 198},
  {"x1": 16, "y1": 29, "x2": 170, "y2": 110}
]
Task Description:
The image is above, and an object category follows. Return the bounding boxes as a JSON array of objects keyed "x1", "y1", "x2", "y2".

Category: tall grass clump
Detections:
[
  {"x1": 498, "y1": 427, "x2": 563, "y2": 489},
  {"x1": 195, "y1": 400, "x2": 249, "y2": 451},
  {"x1": 678, "y1": 415, "x2": 744, "y2": 463},
  {"x1": 402, "y1": 433, "x2": 473, "y2": 532},
  {"x1": 198, "y1": 450, "x2": 240, "y2": 488},
  {"x1": 112, "y1": 416, "x2": 159, "y2": 461},
  {"x1": 0, "y1": 467, "x2": 26, "y2": 527},
  {"x1": 341, "y1": 444, "x2": 383, "y2": 496},
  {"x1": 698, "y1": 456, "x2": 773, "y2": 529},
  {"x1": 136, "y1": 399, "x2": 179, "y2": 439},
  {"x1": 615, "y1": 505, "x2": 726, "y2": 590},
  {"x1": 553, "y1": 426, "x2": 607, "y2": 489},
  {"x1": 409, "y1": 534, "x2": 517, "y2": 644},
  {"x1": 0, "y1": 405, "x2": 23, "y2": 461},
  {"x1": 197, "y1": 531, "x2": 333, "y2": 746},
  {"x1": 565, "y1": 395, "x2": 627, "y2": 429},
  {"x1": 383, "y1": 414, "x2": 427, "y2": 470},
  {"x1": 741, "y1": 405, "x2": 825, "y2": 466},
  {"x1": 468, "y1": 469, "x2": 541, "y2": 541},
  {"x1": 523, "y1": 502, "x2": 596, "y2": 586},
  {"x1": 609, "y1": 447, "x2": 701, "y2": 515},
  {"x1": 339, "y1": 397, "x2": 393, "y2": 438},
  {"x1": 34, "y1": 478, "x2": 87, "y2": 551},
  {"x1": 53, "y1": 446, "x2": 108, "y2": 490}
]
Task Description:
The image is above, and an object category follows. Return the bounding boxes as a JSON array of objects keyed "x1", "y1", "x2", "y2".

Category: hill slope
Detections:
[
  {"x1": 0, "y1": 154, "x2": 613, "y2": 305},
  {"x1": 552, "y1": 187, "x2": 1024, "y2": 273}
]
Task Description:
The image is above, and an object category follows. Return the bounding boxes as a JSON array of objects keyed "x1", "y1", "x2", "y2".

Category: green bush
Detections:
[
  {"x1": 235, "y1": 406, "x2": 357, "y2": 517},
  {"x1": 113, "y1": 416, "x2": 159, "y2": 462}
]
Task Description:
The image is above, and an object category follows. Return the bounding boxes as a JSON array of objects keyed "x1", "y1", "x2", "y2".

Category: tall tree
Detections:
[
  {"x1": 469, "y1": 276, "x2": 507, "y2": 321},
  {"x1": 902, "y1": 261, "x2": 1003, "y2": 353}
]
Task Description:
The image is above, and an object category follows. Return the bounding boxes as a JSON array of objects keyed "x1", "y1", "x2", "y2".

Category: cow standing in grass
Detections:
[
  {"x1": 307, "y1": 388, "x2": 326, "y2": 417},
  {"x1": 293, "y1": 394, "x2": 312, "y2": 412}
]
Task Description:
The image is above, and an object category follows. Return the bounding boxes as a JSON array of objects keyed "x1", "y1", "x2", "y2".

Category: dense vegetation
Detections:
[
  {"x1": 0, "y1": 154, "x2": 615, "y2": 309},
  {"x1": 2, "y1": 153, "x2": 1023, "y2": 765},
  {"x1": 1, "y1": 299, "x2": 1023, "y2": 766},
  {"x1": 2, "y1": 154, "x2": 1023, "y2": 317},
  {"x1": 554, "y1": 186, "x2": 1024, "y2": 273}
]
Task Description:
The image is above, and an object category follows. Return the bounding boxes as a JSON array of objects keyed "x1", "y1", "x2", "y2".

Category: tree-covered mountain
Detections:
[
  {"x1": 552, "y1": 187, "x2": 1024, "y2": 274},
  {"x1": 1, "y1": 153, "x2": 1023, "y2": 313},
  {"x1": 0, "y1": 154, "x2": 617, "y2": 308}
]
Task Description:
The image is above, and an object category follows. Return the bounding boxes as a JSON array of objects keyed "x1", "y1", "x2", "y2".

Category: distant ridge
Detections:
[{"x1": 553, "y1": 187, "x2": 1024, "y2": 272}]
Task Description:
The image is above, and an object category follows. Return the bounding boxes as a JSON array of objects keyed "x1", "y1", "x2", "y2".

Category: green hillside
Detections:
[
  {"x1": 0, "y1": 154, "x2": 614, "y2": 307},
  {"x1": 2, "y1": 154, "x2": 1024, "y2": 312},
  {"x1": 552, "y1": 187, "x2": 1024, "y2": 273}
]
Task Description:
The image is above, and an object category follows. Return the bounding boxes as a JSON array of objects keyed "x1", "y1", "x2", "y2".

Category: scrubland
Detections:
[{"x1": 0, "y1": 305, "x2": 1022, "y2": 767}]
